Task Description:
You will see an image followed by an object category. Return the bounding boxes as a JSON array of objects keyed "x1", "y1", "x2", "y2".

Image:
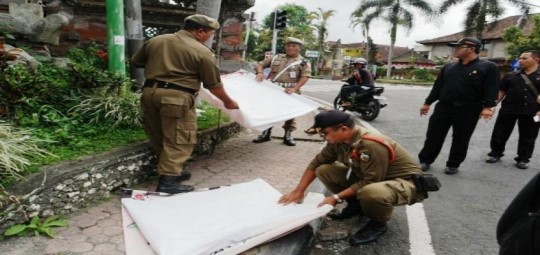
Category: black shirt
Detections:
[
  {"x1": 499, "y1": 68, "x2": 540, "y2": 115},
  {"x1": 346, "y1": 68, "x2": 374, "y2": 87},
  {"x1": 425, "y1": 58, "x2": 499, "y2": 108}
]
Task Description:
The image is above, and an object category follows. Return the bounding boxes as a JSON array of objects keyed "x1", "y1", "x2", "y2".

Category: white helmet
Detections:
[{"x1": 352, "y1": 58, "x2": 367, "y2": 65}]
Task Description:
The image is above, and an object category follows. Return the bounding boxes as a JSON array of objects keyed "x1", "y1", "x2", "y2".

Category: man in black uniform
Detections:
[
  {"x1": 418, "y1": 37, "x2": 499, "y2": 175},
  {"x1": 486, "y1": 50, "x2": 540, "y2": 169}
]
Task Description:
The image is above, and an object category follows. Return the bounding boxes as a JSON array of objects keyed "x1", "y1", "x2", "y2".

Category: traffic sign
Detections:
[{"x1": 305, "y1": 50, "x2": 319, "y2": 58}]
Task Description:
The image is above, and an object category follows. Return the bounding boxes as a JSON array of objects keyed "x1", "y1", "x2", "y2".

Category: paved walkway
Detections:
[{"x1": 0, "y1": 113, "x2": 325, "y2": 255}]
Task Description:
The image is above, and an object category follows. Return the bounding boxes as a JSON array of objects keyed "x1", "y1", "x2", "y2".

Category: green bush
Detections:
[
  {"x1": 0, "y1": 44, "x2": 231, "y2": 188},
  {"x1": 411, "y1": 68, "x2": 434, "y2": 81}
]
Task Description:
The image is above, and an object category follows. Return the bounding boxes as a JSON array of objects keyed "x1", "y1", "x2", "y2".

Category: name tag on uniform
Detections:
[{"x1": 289, "y1": 71, "x2": 297, "y2": 78}]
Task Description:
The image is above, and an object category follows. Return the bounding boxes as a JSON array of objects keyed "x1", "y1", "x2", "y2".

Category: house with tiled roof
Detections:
[
  {"x1": 392, "y1": 49, "x2": 436, "y2": 69},
  {"x1": 416, "y1": 13, "x2": 537, "y2": 64}
]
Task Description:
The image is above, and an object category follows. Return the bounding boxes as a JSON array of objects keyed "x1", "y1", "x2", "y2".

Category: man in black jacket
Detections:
[
  {"x1": 339, "y1": 58, "x2": 374, "y2": 107},
  {"x1": 486, "y1": 50, "x2": 540, "y2": 169},
  {"x1": 418, "y1": 37, "x2": 499, "y2": 175}
]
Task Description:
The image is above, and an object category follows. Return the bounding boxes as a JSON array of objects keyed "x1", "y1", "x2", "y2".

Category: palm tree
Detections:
[
  {"x1": 350, "y1": 9, "x2": 379, "y2": 66},
  {"x1": 440, "y1": 0, "x2": 529, "y2": 38},
  {"x1": 353, "y1": 0, "x2": 434, "y2": 78},
  {"x1": 310, "y1": 8, "x2": 336, "y2": 62}
]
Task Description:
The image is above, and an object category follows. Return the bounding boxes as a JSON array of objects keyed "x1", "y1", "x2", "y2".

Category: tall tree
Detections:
[
  {"x1": 310, "y1": 8, "x2": 336, "y2": 59},
  {"x1": 350, "y1": 9, "x2": 379, "y2": 66},
  {"x1": 253, "y1": 4, "x2": 316, "y2": 59},
  {"x1": 502, "y1": 14, "x2": 540, "y2": 59},
  {"x1": 440, "y1": 0, "x2": 529, "y2": 38},
  {"x1": 353, "y1": 0, "x2": 434, "y2": 78}
]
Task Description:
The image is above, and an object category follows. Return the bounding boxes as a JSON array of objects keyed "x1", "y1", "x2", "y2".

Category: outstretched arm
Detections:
[{"x1": 208, "y1": 86, "x2": 239, "y2": 109}]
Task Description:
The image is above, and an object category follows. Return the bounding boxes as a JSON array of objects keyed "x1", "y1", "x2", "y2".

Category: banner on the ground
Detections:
[
  {"x1": 199, "y1": 70, "x2": 321, "y2": 131},
  {"x1": 121, "y1": 178, "x2": 332, "y2": 255}
]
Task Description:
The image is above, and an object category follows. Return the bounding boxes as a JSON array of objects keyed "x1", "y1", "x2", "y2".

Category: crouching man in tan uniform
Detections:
[{"x1": 279, "y1": 110, "x2": 428, "y2": 245}]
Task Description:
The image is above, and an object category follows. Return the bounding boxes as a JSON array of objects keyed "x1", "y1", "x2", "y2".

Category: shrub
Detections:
[
  {"x1": 411, "y1": 68, "x2": 434, "y2": 81},
  {"x1": 0, "y1": 123, "x2": 54, "y2": 182}
]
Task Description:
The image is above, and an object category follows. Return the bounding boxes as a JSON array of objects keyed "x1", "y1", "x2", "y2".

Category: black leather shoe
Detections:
[
  {"x1": 349, "y1": 220, "x2": 387, "y2": 246},
  {"x1": 420, "y1": 163, "x2": 430, "y2": 171},
  {"x1": 156, "y1": 175, "x2": 194, "y2": 194},
  {"x1": 327, "y1": 199, "x2": 363, "y2": 220},
  {"x1": 253, "y1": 128, "x2": 272, "y2": 143},
  {"x1": 515, "y1": 161, "x2": 529, "y2": 169},
  {"x1": 444, "y1": 167, "x2": 459, "y2": 175},
  {"x1": 485, "y1": 156, "x2": 500, "y2": 163},
  {"x1": 176, "y1": 170, "x2": 191, "y2": 182},
  {"x1": 283, "y1": 130, "x2": 296, "y2": 146}
]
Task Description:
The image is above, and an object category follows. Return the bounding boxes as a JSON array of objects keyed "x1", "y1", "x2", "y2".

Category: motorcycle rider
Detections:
[{"x1": 339, "y1": 58, "x2": 374, "y2": 107}]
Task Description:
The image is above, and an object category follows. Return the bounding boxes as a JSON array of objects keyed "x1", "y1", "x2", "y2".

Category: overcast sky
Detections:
[{"x1": 245, "y1": 0, "x2": 540, "y2": 48}]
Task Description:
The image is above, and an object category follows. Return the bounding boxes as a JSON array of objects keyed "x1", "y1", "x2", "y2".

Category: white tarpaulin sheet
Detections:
[
  {"x1": 122, "y1": 179, "x2": 332, "y2": 255},
  {"x1": 199, "y1": 70, "x2": 321, "y2": 131}
]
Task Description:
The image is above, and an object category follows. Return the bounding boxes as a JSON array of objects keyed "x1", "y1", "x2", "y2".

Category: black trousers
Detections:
[
  {"x1": 418, "y1": 103, "x2": 482, "y2": 168},
  {"x1": 339, "y1": 85, "x2": 369, "y2": 101},
  {"x1": 488, "y1": 113, "x2": 540, "y2": 163}
]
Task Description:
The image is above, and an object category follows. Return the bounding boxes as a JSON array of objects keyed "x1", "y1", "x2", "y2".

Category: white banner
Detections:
[
  {"x1": 122, "y1": 179, "x2": 332, "y2": 255},
  {"x1": 199, "y1": 70, "x2": 321, "y2": 131}
]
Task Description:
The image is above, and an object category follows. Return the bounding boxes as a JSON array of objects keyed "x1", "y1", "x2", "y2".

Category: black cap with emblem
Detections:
[{"x1": 311, "y1": 110, "x2": 351, "y2": 129}]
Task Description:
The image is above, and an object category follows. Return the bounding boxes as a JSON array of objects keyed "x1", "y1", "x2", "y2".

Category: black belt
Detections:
[{"x1": 143, "y1": 80, "x2": 197, "y2": 95}]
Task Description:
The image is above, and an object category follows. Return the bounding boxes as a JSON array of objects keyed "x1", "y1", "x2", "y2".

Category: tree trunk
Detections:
[
  {"x1": 386, "y1": 24, "x2": 397, "y2": 78},
  {"x1": 125, "y1": 0, "x2": 144, "y2": 88}
]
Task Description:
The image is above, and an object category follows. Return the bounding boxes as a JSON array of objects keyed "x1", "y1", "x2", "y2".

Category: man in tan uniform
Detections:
[
  {"x1": 253, "y1": 37, "x2": 311, "y2": 146},
  {"x1": 279, "y1": 110, "x2": 428, "y2": 245},
  {"x1": 132, "y1": 14, "x2": 239, "y2": 194}
]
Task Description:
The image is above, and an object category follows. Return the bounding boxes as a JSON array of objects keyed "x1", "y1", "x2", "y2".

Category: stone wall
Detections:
[{"x1": 0, "y1": 122, "x2": 243, "y2": 233}]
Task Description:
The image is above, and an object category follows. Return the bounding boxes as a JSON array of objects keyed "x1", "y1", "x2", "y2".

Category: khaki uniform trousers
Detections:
[
  {"x1": 315, "y1": 163, "x2": 424, "y2": 222},
  {"x1": 141, "y1": 86, "x2": 197, "y2": 176},
  {"x1": 280, "y1": 88, "x2": 300, "y2": 131}
]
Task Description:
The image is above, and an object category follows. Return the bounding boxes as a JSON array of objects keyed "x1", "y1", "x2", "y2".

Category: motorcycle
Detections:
[{"x1": 333, "y1": 85, "x2": 388, "y2": 121}]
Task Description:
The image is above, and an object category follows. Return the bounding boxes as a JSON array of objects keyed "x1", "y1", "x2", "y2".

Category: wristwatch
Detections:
[{"x1": 332, "y1": 194, "x2": 343, "y2": 203}]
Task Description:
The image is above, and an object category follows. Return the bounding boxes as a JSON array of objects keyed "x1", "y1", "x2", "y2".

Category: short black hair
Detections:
[{"x1": 524, "y1": 50, "x2": 540, "y2": 58}]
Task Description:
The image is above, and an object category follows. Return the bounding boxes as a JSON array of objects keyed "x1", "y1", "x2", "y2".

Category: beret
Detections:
[
  {"x1": 285, "y1": 37, "x2": 304, "y2": 45},
  {"x1": 310, "y1": 110, "x2": 351, "y2": 130},
  {"x1": 447, "y1": 37, "x2": 482, "y2": 48},
  {"x1": 184, "y1": 14, "x2": 220, "y2": 30}
]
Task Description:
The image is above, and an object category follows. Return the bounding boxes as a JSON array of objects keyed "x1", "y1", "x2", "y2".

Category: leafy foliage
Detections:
[
  {"x1": 440, "y1": 0, "x2": 529, "y2": 38},
  {"x1": 3, "y1": 215, "x2": 68, "y2": 238},
  {"x1": 502, "y1": 15, "x2": 540, "y2": 59},
  {"x1": 249, "y1": 3, "x2": 317, "y2": 60},
  {"x1": 197, "y1": 101, "x2": 231, "y2": 131},
  {"x1": 0, "y1": 123, "x2": 54, "y2": 181},
  {"x1": 352, "y1": 0, "x2": 434, "y2": 78}
]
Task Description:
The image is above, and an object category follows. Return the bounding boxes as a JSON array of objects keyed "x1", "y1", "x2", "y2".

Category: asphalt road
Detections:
[{"x1": 301, "y1": 79, "x2": 539, "y2": 255}]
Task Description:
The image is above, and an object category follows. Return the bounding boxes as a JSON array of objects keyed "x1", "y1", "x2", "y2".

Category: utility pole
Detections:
[
  {"x1": 125, "y1": 0, "x2": 144, "y2": 87},
  {"x1": 106, "y1": 0, "x2": 125, "y2": 76},
  {"x1": 242, "y1": 12, "x2": 255, "y2": 60}
]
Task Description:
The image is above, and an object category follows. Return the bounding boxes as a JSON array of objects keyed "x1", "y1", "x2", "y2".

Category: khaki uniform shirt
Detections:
[
  {"x1": 259, "y1": 54, "x2": 311, "y2": 86},
  {"x1": 131, "y1": 30, "x2": 222, "y2": 91},
  {"x1": 307, "y1": 127, "x2": 423, "y2": 192}
]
